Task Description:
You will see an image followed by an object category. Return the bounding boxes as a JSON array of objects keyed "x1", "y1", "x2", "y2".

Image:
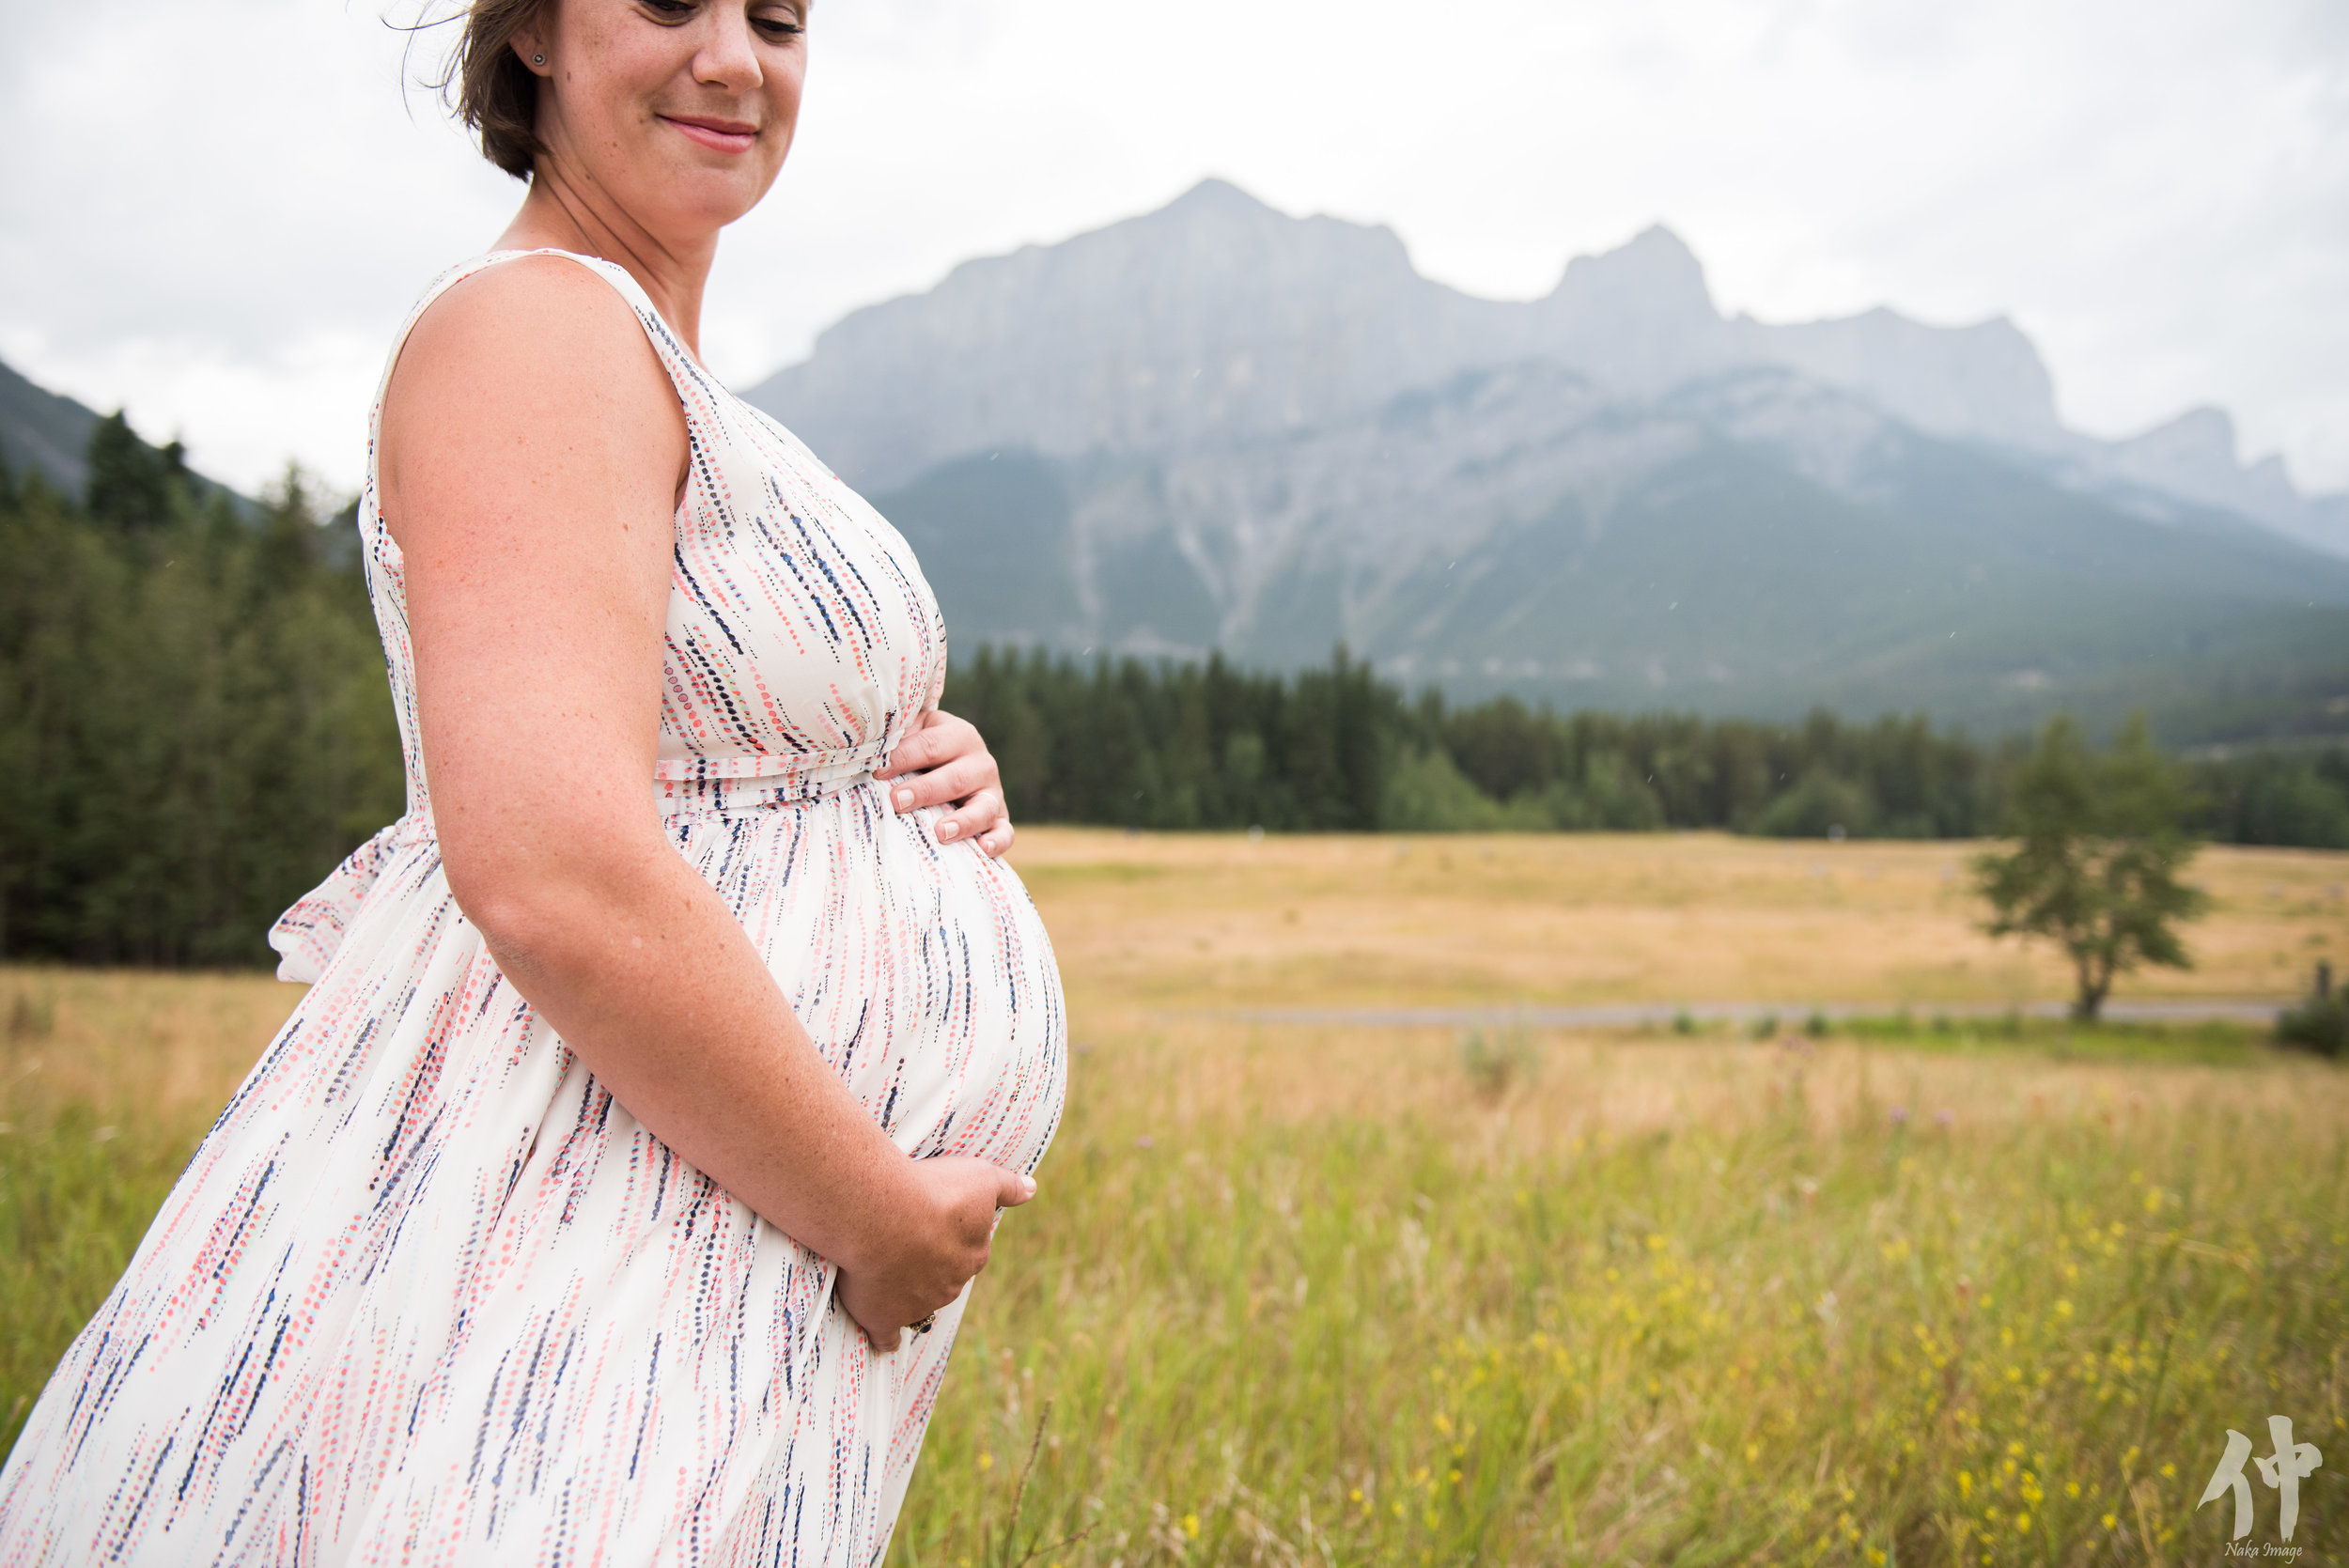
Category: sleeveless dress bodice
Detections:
[
  {"x1": 381, "y1": 252, "x2": 948, "y2": 812},
  {"x1": 0, "y1": 251, "x2": 1067, "y2": 1568}
]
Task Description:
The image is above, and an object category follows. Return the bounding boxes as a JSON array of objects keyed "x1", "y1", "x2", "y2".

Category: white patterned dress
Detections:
[{"x1": 0, "y1": 250, "x2": 1066, "y2": 1566}]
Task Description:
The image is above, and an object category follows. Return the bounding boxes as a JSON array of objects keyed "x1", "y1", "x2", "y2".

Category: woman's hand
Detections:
[
  {"x1": 875, "y1": 708, "x2": 1015, "y2": 856},
  {"x1": 834, "y1": 1157, "x2": 1036, "y2": 1352}
]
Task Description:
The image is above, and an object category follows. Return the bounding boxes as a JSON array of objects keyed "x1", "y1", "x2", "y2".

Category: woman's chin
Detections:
[{"x1": 629, "y1": 173, "x2": 771, "y2": 239}]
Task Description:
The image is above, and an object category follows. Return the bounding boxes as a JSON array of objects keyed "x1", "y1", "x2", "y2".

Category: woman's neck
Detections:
[{"x1": 496, "y1": 166, "x2": 715, "y2": 359}]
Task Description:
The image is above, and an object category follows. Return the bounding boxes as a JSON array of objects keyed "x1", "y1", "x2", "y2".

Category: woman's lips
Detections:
[{"x1": 663, "y1": 116, "x2": 757, "y2": 154}]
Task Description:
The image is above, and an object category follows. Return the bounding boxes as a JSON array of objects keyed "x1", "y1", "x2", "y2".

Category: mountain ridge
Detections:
[
  {"x1": 747, "y1": 179, "x2": 2342, "y2": 557},
  {"x1": 742, "y1": 179, "x2": 2349, "y2": 741},
  {"x1": 0, "y1": 358, "x2": 110, "y2": 497},
  {"x1": 0, "y1": 357, "x2": 252, "y2": 513}
]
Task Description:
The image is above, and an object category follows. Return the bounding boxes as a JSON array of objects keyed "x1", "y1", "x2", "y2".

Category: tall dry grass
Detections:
[
  {"x1": 0, "y1": 967, "x2": 300, "y2": 1437},
  {"x1": 906, "y1": 1016, "x2": 2345, "y2": 1565},
  {"x1": 2, "y1": 830, "x2": 2344, "y2": 1561}
]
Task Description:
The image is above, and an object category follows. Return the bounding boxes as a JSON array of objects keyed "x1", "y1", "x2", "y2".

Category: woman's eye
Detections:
[{"x1": 752, "y1": 9, "x2": 805, "y2": 38}]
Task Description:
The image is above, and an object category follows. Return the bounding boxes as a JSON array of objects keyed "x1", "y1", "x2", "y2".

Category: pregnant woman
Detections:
[{"x1": 0, "y1": 1, "x2": 1066, "y2": 1561}]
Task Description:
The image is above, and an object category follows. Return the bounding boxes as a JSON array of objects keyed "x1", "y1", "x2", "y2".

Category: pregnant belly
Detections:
[{"x1": 668, "y1": 779, "x2": 1067, "y2": 1180}]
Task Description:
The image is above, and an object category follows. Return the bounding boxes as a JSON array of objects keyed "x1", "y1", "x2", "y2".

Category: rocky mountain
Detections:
[
  {"x1": 749, "y1": 179, "x2": 2345, "y2": 551},
  {"x1": 872, "y1": 365, "x2": 2349, "y2": 737},
  {"x1": 754, "y1": 180, "x2": 2074, "y2": 488},
  {"x1": 743, "y1": 181, "x2": 2349, "y2": 741}
]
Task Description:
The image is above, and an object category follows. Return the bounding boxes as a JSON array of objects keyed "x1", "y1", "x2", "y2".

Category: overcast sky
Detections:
[{"x1": 2, "y1": 0, "x2": 2344, "y2": 496}]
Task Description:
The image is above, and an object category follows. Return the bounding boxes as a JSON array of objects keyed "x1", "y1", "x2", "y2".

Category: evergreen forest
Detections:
[
  {"x1": 0, "y1": 421, "x2": 401, "y2": 967},
  {"x1": 3, "y1": 421, "x2": 2344, "y2": 968}
]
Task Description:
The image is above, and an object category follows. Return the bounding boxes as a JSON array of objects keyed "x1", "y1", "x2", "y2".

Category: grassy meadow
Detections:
[
  {"x1": 1010, "y1": 829, "x2": 2345, "y2": 1013},
  {"x1": 2, "y1": 831, "x2": 2344, "y2": 1564}
]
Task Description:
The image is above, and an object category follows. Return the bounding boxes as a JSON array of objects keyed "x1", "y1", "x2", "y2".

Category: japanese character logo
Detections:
[{"x1": 2198, "y1": 1416, "x2": 2324, "y2": 1544}]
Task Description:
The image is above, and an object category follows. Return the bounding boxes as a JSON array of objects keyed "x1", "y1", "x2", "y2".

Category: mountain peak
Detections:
[
  {"x1": 1622, "y1": 223, "x2": 1706, "y2": 272},
  {"x1": 1135, "y1": 178, "x2": 1412, "y2": 270},
  {"x1": 1515, "y1": 223, "x2": 1726, "y2": 393},
  {"x1": 2130, "y1": 405, "x2": 2239, "y2": 461},
  {"x1": 1162, "y1": 177, "x2": 1275, "y2": 217},
  {"x1": 1550, "y1": 224, "x2": 1719, "y2": 321}
]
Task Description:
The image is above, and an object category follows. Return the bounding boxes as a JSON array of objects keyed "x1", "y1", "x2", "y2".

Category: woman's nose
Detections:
[{"x1": 693, "y1": 8, "x2": 766, "y2": 93}]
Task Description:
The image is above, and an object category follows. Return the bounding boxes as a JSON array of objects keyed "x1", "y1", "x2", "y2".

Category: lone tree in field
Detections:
[{"x1": 1973, "y1": 714, "x2": 2210, "y2": 1022}]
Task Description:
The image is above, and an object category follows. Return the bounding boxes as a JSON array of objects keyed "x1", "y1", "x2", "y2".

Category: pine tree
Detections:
[{"x1": 83, "y1": 411, "x2": 184, "y2": 532}]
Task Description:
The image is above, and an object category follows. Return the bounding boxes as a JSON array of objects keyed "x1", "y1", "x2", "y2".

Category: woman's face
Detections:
[{"x1": 520, "y1": 0, "x2": 808, "y2": 239}]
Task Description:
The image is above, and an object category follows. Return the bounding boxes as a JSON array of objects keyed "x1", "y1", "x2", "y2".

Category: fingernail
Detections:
[
  {"x1": 1020, "y1": 1174, "x2": 1037, "y2": 1199},
  {"x1": 894, "y1": 788, "x2": 913, "y2": 810},
  {"x1": 937, "y1": 820, "x2": 958, "y2": 840}
]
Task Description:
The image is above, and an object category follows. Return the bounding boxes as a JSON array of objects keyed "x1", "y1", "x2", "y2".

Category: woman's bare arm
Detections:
[{"x1": 380, "y1": 256, "x2": 1027, "y2": 1349}]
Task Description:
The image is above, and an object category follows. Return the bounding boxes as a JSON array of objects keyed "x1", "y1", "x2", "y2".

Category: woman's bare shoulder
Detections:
[
  {"x1": 389, "y1": 254, "x2": 675, "y2": 427},
  {"x1": 381, "y1": 255, "x2": 684, "y2": 514}
]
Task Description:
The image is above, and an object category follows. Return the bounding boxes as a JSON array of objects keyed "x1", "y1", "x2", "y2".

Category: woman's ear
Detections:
[{"x1": 511, "y1": 23, "x2": 552, "y2": 78}]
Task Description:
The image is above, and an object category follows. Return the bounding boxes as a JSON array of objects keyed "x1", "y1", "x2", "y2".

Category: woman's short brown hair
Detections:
[{"x1": 449, "y1": 0, "x2": 552, "y2": 179}]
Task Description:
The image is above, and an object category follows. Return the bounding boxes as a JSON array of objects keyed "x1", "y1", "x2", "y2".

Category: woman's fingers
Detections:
[
  {"x1": 836, "y1": 1267, "x2": 957, "y2": 1352},
  {"x1": 934, "y1": 786, "x2": 1009, "y2": 847},
  {"x1": 886, "y1": 754, "x2": 994, "y2": 815},
  {"x1": 890, "y1": 767, "x2": 1016, "y2": 856},
  {"x1": 834, "y1": 1271, "x2": 905, "y2": 1353},
  {"x1": 876, "y1": 708, "x2": 1018, "y2": 855},
  {"x1": 876, "y1": 710, "x2": 978, "y2": 781}
]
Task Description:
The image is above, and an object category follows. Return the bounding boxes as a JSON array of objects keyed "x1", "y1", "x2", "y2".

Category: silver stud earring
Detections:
[{"x1": 533, "y1": 53, "x2": 546, "y2": 66}]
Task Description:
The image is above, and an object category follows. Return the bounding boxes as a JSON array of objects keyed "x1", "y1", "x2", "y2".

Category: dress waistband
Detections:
[
  {"x1": 654, "y1": 756, "x2": 880, "y2": 820},
  {"x1": 272, "y1": 761, "x2": 881, "y2": 985}
]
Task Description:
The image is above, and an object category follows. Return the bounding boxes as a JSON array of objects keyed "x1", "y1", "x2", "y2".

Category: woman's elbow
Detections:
[
  {"x1": 440, "y1": 832, "x2": 642, "y2": 967},
  {"x1": 443, "y1": 853, "x2": 556, "y2": 955}
]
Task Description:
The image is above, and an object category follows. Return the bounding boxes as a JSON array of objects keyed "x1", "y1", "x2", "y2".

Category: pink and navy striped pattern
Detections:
[{"x1": 0, "y1": 251, "x2": 1066, "y2": 1566}]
